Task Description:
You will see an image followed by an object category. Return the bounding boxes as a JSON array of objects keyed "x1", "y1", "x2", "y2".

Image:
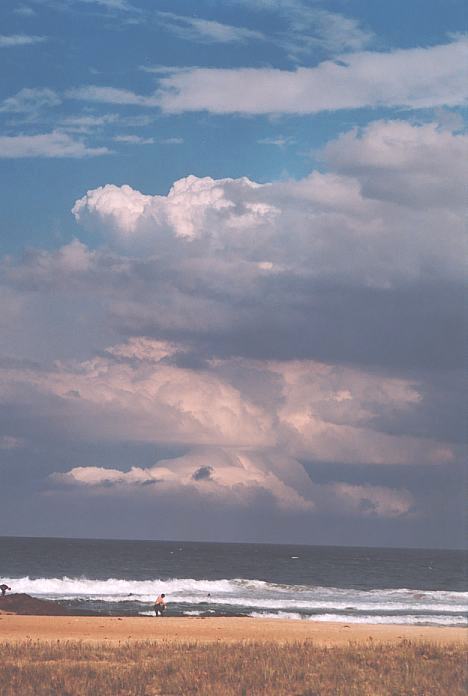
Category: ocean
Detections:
[{"x1": 1, "y1": 537, "x2": 466, "y2": 626}]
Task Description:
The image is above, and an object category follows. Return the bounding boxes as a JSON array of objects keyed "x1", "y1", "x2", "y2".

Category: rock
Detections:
[{"x1": 0, "y1": 593, "x2": 98, "y2": 616}]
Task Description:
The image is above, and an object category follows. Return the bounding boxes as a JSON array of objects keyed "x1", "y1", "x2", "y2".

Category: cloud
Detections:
[
  {"x1": 71, "y1": 122, "x2": 466, "y2": 286},
  {"x1": 0, "y1": 117, "x2": 464, "y2": 527},
  {"x1": 0, "y1": 131, "x2": 111, "y2": 158},
  {"x1": 322, "y1": 120, "x2": 468, "y2": 209},
  {"x1": 328, "y1": 483, "x2": 414, "y2": 517},
  {"x1": 157, "y1": 11, "x2": 265, "y2": 44},
  {"x1": 38, "y1": 352, "x2": 421, "y2": 516},
  {"x1": 0, "y1": 435, "x2": 24, "y2": 450},
  {"x1": 73, "y1": 183, "x2": 154, "y2": 234},
  {"x1": 64, "y1": 120, "x2": 466, "y2": 375},
  {"x1": 53, "y1": 448, "x2": 317, "y2": 512},
  {"x1": 60, "y1": 113, "x2": 119, "y2": 132},
  {"x1": 154, "y1": 37, "x2": 468, "y2": 114},
  {"x1": 68, "y1": 38, "x2": 468, "y2": 115},
  {"x1": 0, "y1": 34, "x2": 46, "y2": 47},
  {"x1": 0, "y1": 88, "x2": 61, "y2": 115},
  {"x1": 297, "y1": 8, "x2": 373, "y2": 54},
  {"x1": 59, "y1": 113, "x2": 155, "y2": 134},
  {"x1": 76, "y1": 0, "x2": 135, "y2": 10},
  {"x1": 433, "y1": 107, "x2": 465, "y2": 133},
  {"x1": 112, "y1": 135, "x2": 182, "y2": 146},
  {"x1": 0, "y1": 325, "x2": 454, "y2": 470},
  {"x1": 14, "y1": 6, "x2": 36, "y2": 17},
  {"x1": 72, "y1": 175, "x2": 275, "y2": 240},
  {"x1": 230, "y1": 1, "x2": 373, "y2": 56},
  {"x1": 67, "y1": 85, "x2": 160, "y2": 107},
  {"x1": 258, "y1": 136, "x2": 295, "y2": 147},
  {"x1": 53, "y1": 443, "x2": 415, "y2": 518},
  {"x1": 113, "y1": 134, "x2": 155, "y2": 145},
  {"x1": 159, "y1": 137, "x2": 184, "y2": 145}
]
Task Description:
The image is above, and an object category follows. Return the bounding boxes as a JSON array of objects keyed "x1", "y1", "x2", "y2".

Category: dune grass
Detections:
[{"x1": 0, "y1": 638, "x2": 465, "y2": 695}]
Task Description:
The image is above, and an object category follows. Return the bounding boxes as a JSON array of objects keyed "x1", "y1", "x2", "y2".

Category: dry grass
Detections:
[{"x1": 0, "y1": 639, "x2": 465, "y2": 695}]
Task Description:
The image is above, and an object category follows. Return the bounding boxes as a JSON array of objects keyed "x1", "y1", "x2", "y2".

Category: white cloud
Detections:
[
  {"x1": 59, "y1": 113, "x2": 154, "y2": 134},
  {"x1": 55, "y1": 454, "x2": 415, "y2": 517},
  {"x1": 0, "y1": 131, "x2": 111, "y2": 158},
  {"x1": 323, "y1": 120, "x2": 468, "y2": 209},
  {"x1": 60, "y1": 113, "x2": 119, "y2": 132},
  {"x1": 50, "y1": 422, "x2": 417, "y2": 516},
  {"x1": 258, "y1": 136, "x2": 295, "y2": 147},
  {"x1": 231, "y1": 1, "x2": 373, "y2": 56},
  {"x1": 154, "y1": 37, "x2": 468, "y2": 114},
  {"x1": 72, "y1": 175, "x2": 275, "y2": 240},
  {"x1": 159, "y1": 137, "x2": 184, "y2": 145},
  {"x1": 55, "y1": 449, "x2": 315, "y2": 511},
  {"x1": 14, "y1": 6, "x2": 36, "y2": 17},
  {"x1": 67, "y1": 85, "x2": 160, "y2": 107},
  {"x1": 0, "y1": 34, "x2": 46, "y2": 47},
  {"x1": 157, "y1": 11, "x2": 265, "y2": 44},
  {"x1": 303, "y1": 8, "x2": 373, "y2": 53},
  {"x1": 69, "y1": 39, "x2": 468, "y2": 115},
  {"x1": 0, "y1": 88, "x2": 61, "y2": 114},
  {"x1": 113, "y1": 134, "x2": 155, "y2": 145},
  {"x1": 73, "y1": 184, "x2": 154, "y2": 234},
  {"x1": 76, "y1": 0, "x2": 135, "y2": 10},
  {"x1": 71, "y1": 121, "x2": 467, "y2": 285}
]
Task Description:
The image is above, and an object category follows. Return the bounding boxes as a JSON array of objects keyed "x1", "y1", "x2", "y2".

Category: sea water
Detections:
[{"x1": 1, "y1": 537, "x2": 466, "y2": 626}]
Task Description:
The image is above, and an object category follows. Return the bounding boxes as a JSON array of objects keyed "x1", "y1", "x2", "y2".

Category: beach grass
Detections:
[{"x1": 0, "y1": 639, "x2": 465, "y2": 695}]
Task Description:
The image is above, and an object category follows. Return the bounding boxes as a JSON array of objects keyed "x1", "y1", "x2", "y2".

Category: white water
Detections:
[
  {"x1": 248, "y1": 612, "x2": 466, "y2": 626},
  {"x1": 4, "y1": 576, "x2": 467, "y2": 626}
]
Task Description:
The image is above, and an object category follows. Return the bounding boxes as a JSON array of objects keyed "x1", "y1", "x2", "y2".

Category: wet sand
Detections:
[{"x1": 0, "y1": 614, "x2": 465, "y2": 645}]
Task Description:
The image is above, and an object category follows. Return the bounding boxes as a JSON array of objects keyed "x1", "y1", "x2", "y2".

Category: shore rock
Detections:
[{"x1": 0, "y1": 593, "x2": 96, "y2": 616}]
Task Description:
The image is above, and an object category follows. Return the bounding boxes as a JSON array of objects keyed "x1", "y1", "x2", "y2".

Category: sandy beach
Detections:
[{"x1": 0, "y1": 614, "x2": 465, "y2": 646}]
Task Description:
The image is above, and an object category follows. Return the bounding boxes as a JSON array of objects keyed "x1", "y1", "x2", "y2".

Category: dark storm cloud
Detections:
[
  {"x1": 192, "y1": 465, "x2": 214, "y2": 481},
  {"x1": 115, "y1": 274, "x2": 464, "y2": 370},
  {"x1": 2, "y1": 246, "x2": 464, "y2": 370},
  {"x1": 0, "y1": 118, "x2": 465, "y2": 547}
]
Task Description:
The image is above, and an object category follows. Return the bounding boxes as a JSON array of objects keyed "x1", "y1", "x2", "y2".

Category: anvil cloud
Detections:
[{"x1": 0, "y1": 119, "x2": 464, "y2": 540}]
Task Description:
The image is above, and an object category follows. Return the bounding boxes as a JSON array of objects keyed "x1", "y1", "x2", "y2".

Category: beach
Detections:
[
  {"x1": 0, "y1": 613, "x2": 465, "y2": 645},
  {"x1": 1, "y1": 539, "x2": 466, "y2": 693},
  {"x1": 0, "y1": 615, "x2": 465, "y2": 695}
]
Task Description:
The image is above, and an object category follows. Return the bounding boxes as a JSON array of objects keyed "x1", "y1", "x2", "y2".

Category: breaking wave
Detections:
[
  {"x1": 4, "y1": 576, "x2": 466, "y2": 626},
  {"x1": 248, "y1": 612, "x2": 466, "y2": 626}
]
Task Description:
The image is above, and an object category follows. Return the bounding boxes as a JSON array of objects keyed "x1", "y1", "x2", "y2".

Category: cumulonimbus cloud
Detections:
[
  {"x1": 71, "y1": 120, "x2": 467, "y2": 286},
  {"x1": 0, "y1": 118, "x2": 464, "y2": 522},
  {"x1": 1, "y1": 331, "x2": 453, "y2": 516}
]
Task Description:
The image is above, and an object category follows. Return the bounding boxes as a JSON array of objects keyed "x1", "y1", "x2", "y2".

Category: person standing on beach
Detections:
[
  {"x1": 0, "y1": 584, "x2": 11, "y2": 597},
  {"x1": 154, "y1": 593, "x2": 166, "y2": 616}
]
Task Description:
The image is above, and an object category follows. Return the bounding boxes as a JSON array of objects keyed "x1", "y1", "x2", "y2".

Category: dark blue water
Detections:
[{"x1": 1, "y1": 537, "x2": 466, "y2": 625}]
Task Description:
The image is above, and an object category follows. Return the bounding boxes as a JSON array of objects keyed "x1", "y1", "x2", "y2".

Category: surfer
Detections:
[
  {"x1": 0, "y1": 584, "x2": 11, "y2": 597},
  {"x1": 154, "y1": 593, "x2": 166, "y2": 616}
]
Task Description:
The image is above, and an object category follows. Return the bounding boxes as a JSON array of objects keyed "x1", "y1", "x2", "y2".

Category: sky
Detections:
[{"x1": 0, "y1": 0, "x2": 466, "y2": 548}]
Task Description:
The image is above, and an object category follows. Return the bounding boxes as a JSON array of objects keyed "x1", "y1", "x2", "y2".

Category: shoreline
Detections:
[{"x1": 0, "y1": 614, "x2": 465, "y2": 645}]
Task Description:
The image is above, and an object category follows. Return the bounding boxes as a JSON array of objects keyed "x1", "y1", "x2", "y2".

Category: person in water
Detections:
[
  {"x1": 154, "y1": 593, "x2": 166, "y2": 616},
  {"x1": 0, "y1": 584, "x2": 11, "y2": 597}
]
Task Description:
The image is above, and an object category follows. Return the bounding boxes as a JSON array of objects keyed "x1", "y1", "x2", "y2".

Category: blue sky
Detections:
[
  {"x1": 1, "y1": 0, "x2": 466, "y2": 252},
  {"x1": 0, "y1": 1, "x2": 466, "y2": 546}
]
